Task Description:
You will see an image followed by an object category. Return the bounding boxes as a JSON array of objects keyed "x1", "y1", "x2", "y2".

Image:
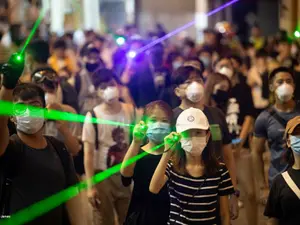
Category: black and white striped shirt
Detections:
[{"x1": 165, "y1": 163, "x2": 234, "y2": 225}]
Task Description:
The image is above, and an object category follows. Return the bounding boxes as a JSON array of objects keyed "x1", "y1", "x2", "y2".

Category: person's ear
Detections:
[
  {"x1": 269, "y1": 83, "x2": 274, "y2": 92},
  {"x1": 10, "y1": 116, "x2": 16, "y2": 125},
  {"x1": 206, "y1": 131, "x2": 211, "y2": 142},
  {"x1": 175, "y1": 87, "x2": 182, "y2": 98},
  {"x1": 287, "y1": 136, "x2": 291, "y2": 148}
]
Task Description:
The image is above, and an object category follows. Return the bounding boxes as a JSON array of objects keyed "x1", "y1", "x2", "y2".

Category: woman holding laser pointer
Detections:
[
  {"x1": 150, "y1": 108, "x2": 234, "y2": 225},
  {"x1": 121, "y1": 100, "x2": 173, "y2": 225}
]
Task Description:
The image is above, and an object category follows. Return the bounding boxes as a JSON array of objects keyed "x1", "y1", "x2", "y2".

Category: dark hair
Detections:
[
  {"x1": 80, "y1": 42, "x2": 100, "y2": 57},
  {"x1": 183, "y1": 38, "x2": 195, "y2": 48},
  {"x1": 166, "y1": 51, "x2": 182, "y2": 65},
  {"x1": 92, "y1": 68, "x2": 121, "y2": 87},
  {"x1": 172, "y1": 135, "x2": 220, "y2": 176},
  {"x1": 95, "y1": 35, "x2": 105, "y2": 43},
  {"x1": 171, "y1": 66, "x2": 204, "y2": 87},
  {"x1": 53, "y1": 39, "x2": 67, "y2": 50},
  {"x1": 255, "y1": 48, "x2": 268, "y2": 58},
  {"x1": 230, "y1": 54, "x2": 243, "y2": 67},
  {"x1": 213, "y1": 56, "x2": 232, "y2": 69},
  {"x1": 197, "y1": 46, "x2": 213, "y2": 56},
  {"x1": 204, "y1": 72, "x2": 232, "y2": 106},
  {"x1": 269, "y1": 66, "x2": 295, "y2": 82},
  {"x1": 186, "y1": 57, "x2": 205, "y2": 75},
  {"x1": 27, "y1": 39, "x2": 50, "y2": 64},
  {"x1": 13, "y1": 83, "x2": 46, "y2": 107},
  {"x1": 143, "y1": 100, "x2": 173, "y2": 123}
]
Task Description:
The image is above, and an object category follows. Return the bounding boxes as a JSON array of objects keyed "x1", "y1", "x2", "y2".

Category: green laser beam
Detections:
[
  {"x1": 20, "y1": 8, "x2": 47, "y2": 55},
  {"x1": 0, "y1": 100, "x2": 133, "y2": 127},
  {"x1": 0, "y1": 143, "x2": 164, "y2": 225}
]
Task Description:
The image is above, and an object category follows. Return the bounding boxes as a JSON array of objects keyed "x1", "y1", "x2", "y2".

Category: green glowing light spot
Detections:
[{"x1": 294, "y1": 31, "x2": 300, "y2": 38}]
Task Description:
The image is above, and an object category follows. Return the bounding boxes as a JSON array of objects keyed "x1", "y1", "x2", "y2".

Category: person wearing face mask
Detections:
[
  {"x1": 264, "y1": 116, "x2": 300, "y2": 225},
  {"x1": 150, "y1": 107, "x2": 234, "y2": 225},
  {"x1": 165, "y1": 51, "x2": 184, "y2": 74},
  {"x1": 214, "y1": 57, "x2": 257, "y2": 225},
  {"x1": 82, "y1": 68, "x2": 137, "y2": 225},
  {"x1": 204, "y1": 72, "x2": 231, "y2": 114},
  {"x1": 73, "y1": 43, "x2": 106, "y2": 115},
  {"x1": 121, "y1": 100, "x2": 173, "y2": 225},
  {"x1": 253, "y1": 67, "x2": 300, "y2": 205},
  {"x1": 172, "y1": 66, "x2": 239, "y2": 222},
  {"x1": 31, "y1": 68, "x2": 81, "y2": 156},
  {"x1": 0, "y1": 57, "x2": 83, "y2": 224}
]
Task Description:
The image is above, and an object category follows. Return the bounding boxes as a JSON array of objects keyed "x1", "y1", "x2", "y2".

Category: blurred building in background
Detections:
[{"x1": 1, "y1": 0, "x2": 300, "y2": 43}]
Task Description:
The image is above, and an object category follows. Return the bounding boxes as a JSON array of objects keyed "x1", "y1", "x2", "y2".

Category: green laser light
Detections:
[
  {"x1": 294, "y1": 31, "x2": 300, "y2": 38},
  {"x1": 172, "y1": 134, "x2": 180, "y2": 142}
]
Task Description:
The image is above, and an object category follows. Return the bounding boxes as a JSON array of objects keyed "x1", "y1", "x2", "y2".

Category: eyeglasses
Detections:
[
  {"x1": 31, "y1": 69, "x2": 59, "y2": 90},
  {"x1": 32, "y1": 69, "x2": 59, "y2": 84}
]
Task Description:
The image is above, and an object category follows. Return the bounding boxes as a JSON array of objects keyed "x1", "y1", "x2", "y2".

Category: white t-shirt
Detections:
[{"x1": 82, "y1": 103, "x2": 136, "y2": 170}]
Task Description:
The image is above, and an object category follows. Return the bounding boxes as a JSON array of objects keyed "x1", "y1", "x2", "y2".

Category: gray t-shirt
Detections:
[
  {"x1": 254, "y1": 107, "x2": 300, "y2": 185},
  {"x1": 0, "y1": 136, "x2": 78, "y2": 224}
]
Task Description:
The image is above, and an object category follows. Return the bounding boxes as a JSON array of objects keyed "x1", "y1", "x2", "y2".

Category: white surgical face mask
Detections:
[
  {"x1": 275, "y1": 83, "x2": 294, "y2": 102},
  {"x1": 45, "y1": 93, "x2": 56, "y2": 105},
  {"x1": 102, "y1": 86, "x2": 119, "y2": 103},
  {"x1": 218, "y1": 67, "x2": 234, "y2": 79},
  {"x1": 180, "y1": 136, "x2": 207, "y2": 156},
  {"x1": 185, "y1": 82, "x2": 204, "y2": 103},
  {"x1": 16, "y1": 109, "x2": 45, "y2": 134}
]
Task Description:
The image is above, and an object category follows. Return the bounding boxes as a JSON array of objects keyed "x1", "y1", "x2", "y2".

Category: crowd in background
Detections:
[{"x1": 0, "y1": 20, "x2": 300, "y2": 225}]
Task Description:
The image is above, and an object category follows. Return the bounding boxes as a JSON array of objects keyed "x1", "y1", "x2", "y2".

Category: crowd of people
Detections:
[{"x1": 0, "y1": 21, "x2": 300, "y2": 225}]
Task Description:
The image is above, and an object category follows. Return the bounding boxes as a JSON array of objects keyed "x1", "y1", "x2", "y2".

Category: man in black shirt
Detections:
[
  {"x1": 171, "y1": 66, "x2": 239, "y2": 220},
  {"x1": 0, "y1": 56, "x2": 83, "y2": 224}
]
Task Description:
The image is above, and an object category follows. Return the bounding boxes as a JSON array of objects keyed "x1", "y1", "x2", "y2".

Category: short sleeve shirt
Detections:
[
  {"x1": 264, "y1": 168, "x2": 300, "y2": 225},
  {"x1": 254, "y1": 107, "x2": 300, "y2": 185},
  {"x1": 0, "y1": 137, "x2": 78, "y2": 225},
  {"x1": 82, "y1": 103, "x2": 134, "y2": 170},
  {"x1": 165, "y1": 163, "x2": 234, "y2": 225}
]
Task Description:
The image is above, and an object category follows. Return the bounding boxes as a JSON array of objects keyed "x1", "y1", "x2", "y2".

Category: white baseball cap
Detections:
[{"x1": 176, "y1": 107, "x2": 209, "y2": 133}]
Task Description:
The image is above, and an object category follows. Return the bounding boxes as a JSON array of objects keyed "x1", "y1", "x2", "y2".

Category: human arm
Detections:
[
  {"x1": 252, "y1": 136, "x2": 267, "y2": 189},
  {"x1": 59, "y1": 125, "x2": 81, "y2": 156},
  {"x1": 47, "y1": 103, "x2": 81, "y2": 156},
  {"x1": 220, "y1": 196, "x2": 230, "y2": 225},
  {"x1": 0, "y1": 54, "x2": 24, "y2": 156},
  {"x1": 218, "y1": 164, "x2": 235, "y2": 223},
  {"x1": 239, "y1": 116, "x2": 254, "y2": 148},
  {"x1": 149, "y1": 150, "x2": 171, "y2": 194},
  {"x1": 82, "y1": 112, "x2": 100, "y2": 208},
  {"x1": 120, "y1": 121, "x2": 147, "y2": 178},
  {"x1": 0, "y1": 87, "x2": 12, "y2": 156},
  {"x1": 149, "y1": 132, "x2": 178, "y2": 194}
]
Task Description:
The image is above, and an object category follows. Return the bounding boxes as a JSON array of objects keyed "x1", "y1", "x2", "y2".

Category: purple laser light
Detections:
[
  {"x1": 136, "y1": 0, "x2": 239, "y2": 55},
  {"x1": 127, "y1": 50, "x2": 137, "y2": 59}
]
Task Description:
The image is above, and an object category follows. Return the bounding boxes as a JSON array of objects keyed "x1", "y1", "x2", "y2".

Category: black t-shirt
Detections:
[
  {"x1": 173, "y1": 106, "x2": 231, "y2": 160},
  {"x1": 128, "y1": 66, "x2": 171, "y2": 108},
  {"x1": 226, "y1": 73, "x2": 256, "y2": 142},
  {"x1": 122, "y1": 150, "x2": 170, "y2": 225},
  {"x1": 0, "y1": 137, "x2": 78, "y2": 225},
  {"x1": 264, "y1": 168, "x2": 300, "y2": 225}
]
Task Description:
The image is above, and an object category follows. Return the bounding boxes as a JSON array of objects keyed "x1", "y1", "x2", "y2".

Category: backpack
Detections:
[
  {"x1": 0, "y1": 135, "x2": 71, "y2": 223},
  {"x1": 267, "y1": 101, "x2": 300, "y2": 128}
]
